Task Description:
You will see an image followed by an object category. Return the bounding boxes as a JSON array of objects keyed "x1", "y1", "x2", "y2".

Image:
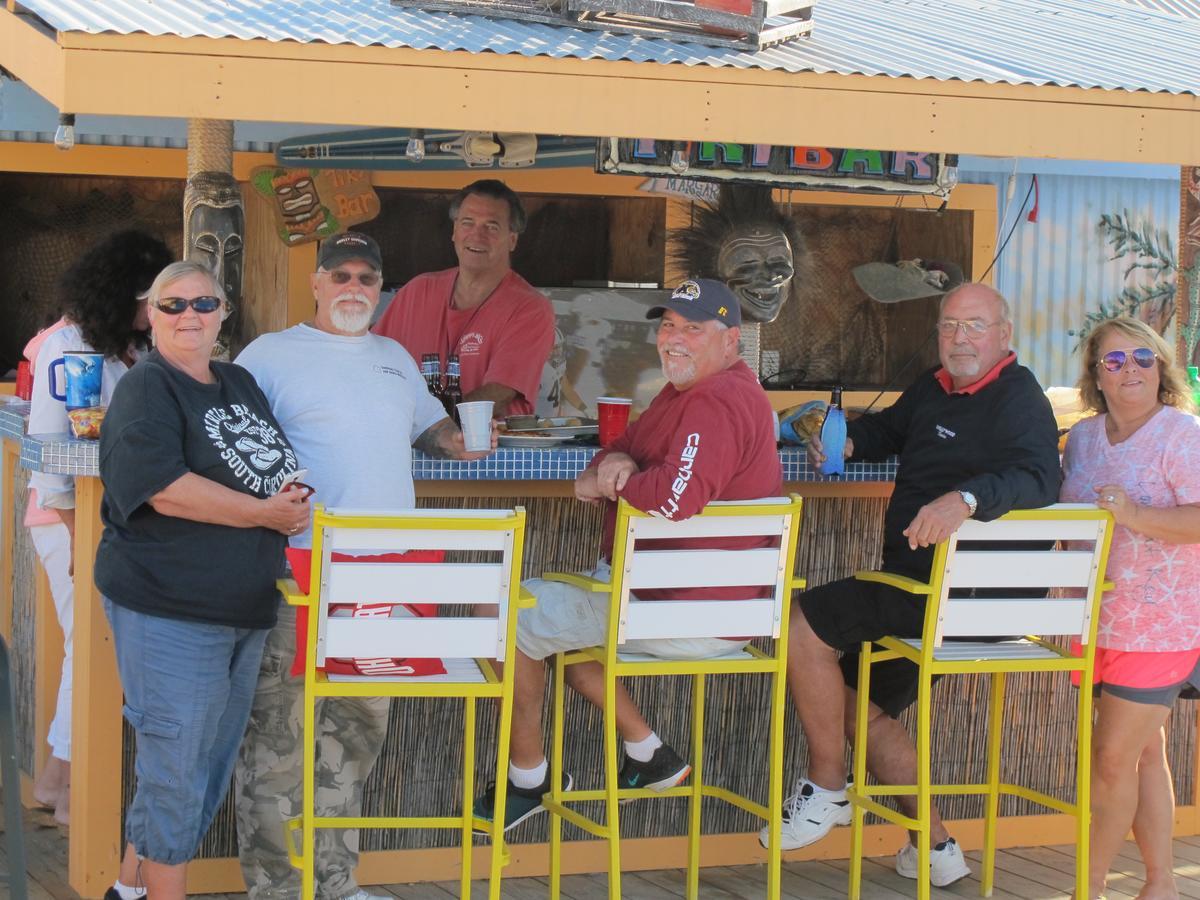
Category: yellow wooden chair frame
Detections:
[
  {"x1": 845, "y1": 504, "x2": 1115, "y2": 900},
  {"x1": 541, "y1": 495, "x2": 805, "y2": 900},
  {"x1": 279, "y1": 504, "x2": 534, "y2": 900}
]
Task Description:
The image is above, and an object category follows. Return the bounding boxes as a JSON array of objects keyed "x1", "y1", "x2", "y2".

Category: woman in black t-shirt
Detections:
[{"x1": 95, "y1": 260, "x2": 310, "y2": 900}]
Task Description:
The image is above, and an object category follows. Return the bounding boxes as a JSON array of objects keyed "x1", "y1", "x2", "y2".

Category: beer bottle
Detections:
[
  {"x1": 421, "y1": 353, "x2": 445, "y2": 404},
  {"x1": 445, "y1": 354, "x2": 464, "y2": 424}
]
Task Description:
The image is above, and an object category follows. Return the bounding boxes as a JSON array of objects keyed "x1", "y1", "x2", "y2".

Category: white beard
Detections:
[{"x1": 330, "y1": 293, "x2": 373, "y2": 334}]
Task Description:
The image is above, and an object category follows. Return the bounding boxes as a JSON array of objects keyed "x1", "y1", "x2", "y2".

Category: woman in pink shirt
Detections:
[{"x1": 1061, "y1": 316, "x2": 1200, "y2": 899}]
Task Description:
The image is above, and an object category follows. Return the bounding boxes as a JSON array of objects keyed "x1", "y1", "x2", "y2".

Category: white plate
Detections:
[{"x1": 498, "y1": 434, "x2": 573, "y2": 448}]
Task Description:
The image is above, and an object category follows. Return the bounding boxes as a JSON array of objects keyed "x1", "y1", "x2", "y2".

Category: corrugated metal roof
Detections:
[
  {"x1": 1124, "y1": 0, "x2": 1200, "y2": 17},
  {"x1": 16, "y1": 0, "x2": 1200, "y2": 96}
]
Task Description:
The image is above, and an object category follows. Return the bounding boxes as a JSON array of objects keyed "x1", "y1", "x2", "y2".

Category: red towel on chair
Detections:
[{"x1": 285, "y1": 547, "x2": 447, "y2": 678}]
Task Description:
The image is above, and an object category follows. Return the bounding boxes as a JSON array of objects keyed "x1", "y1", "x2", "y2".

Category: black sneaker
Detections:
[
  {"x1": 618, "y1": 743, "x2": 691, "y2": 793},
  {"x1": 472, "y1": 770, "x2": 573, "y2": 834}
]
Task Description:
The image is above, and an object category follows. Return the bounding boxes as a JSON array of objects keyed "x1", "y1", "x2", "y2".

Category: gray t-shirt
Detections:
[{"x1": 235, "y1": 324, "x2": 447, "y2": 548}]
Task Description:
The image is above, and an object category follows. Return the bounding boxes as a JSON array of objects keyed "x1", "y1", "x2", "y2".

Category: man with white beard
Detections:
[
  {"x1": 232, "y1": 232, "x2": 492, "y2": 900},
  {"x1": 474, "y1": 278, "x2": 783, "y2": 831}
]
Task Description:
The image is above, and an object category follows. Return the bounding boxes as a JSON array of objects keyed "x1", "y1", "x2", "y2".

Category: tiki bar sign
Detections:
[{"x1": 598, "y1": 139, "x2": 958, "y2": 198}]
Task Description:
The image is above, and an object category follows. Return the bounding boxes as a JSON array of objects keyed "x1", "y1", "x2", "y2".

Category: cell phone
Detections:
[{"x1": 277, "y1": 468, "x2": 315, "y2": 498}]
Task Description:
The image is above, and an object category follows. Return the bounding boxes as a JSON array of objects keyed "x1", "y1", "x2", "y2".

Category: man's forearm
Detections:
[
  {"x1": 414, "y1": 417, "x2": 461, "y2": 459},
  {"x1": 463, "y1": 382, "x2": 519, "y2": 418}
]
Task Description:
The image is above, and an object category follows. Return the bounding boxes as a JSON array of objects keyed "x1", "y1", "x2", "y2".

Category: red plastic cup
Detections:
[
  {"x1": 15, "y1": 360, "x2": 33, "y2": 401},
  {"x1": 597, "y1": 397, "x2": 633, "y2": 447}
]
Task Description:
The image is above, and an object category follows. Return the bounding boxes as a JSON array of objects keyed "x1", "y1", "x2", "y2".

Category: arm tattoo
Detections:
[{"x1": 414, "y1": 418, "x2": 457, "y2": 459}]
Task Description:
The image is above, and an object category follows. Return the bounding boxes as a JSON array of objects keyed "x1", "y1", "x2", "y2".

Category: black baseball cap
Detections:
[
  {"x1": 646, "y1": 278, "x2": 741, "y2": 328},
  {"x1": 317, "y1": 231, "x2": 382, "y2": 271}
]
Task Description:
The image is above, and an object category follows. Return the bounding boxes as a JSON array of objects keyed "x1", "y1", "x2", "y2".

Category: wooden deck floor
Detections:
[{"x1": 7, "y1": 811, "x2": 1200, "y2": 899}]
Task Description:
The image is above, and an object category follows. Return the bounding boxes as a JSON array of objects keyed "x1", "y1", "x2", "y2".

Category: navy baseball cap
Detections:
[
  {"x1": 646, "y1": 278, "x2": 741, "y2": 328},
  {"x1": 317, "y1": 231, "x2": 382, "y2": 271}
]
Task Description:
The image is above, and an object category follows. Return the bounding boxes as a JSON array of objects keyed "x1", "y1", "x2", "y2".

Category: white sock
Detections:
[
  {"x1": 624, "y1": 732, "x2": 662, "y2": 763},
  {"x1": 112, "y1": 882, "x2": 147, "y2": 900},
  {"x1": 509, "y1": 759, "x2": 548, "y2": 790}
]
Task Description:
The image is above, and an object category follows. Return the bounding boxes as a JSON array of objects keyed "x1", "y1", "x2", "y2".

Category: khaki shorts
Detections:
[{"x1": 516, "y1": 562, "x2": 749, "y2": 662}]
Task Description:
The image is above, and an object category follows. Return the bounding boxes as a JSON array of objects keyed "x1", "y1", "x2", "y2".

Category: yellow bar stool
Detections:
[
  {"x1": 281, "y1": 504, "x2": 533, "y2": 900},
  {"x1": 541, "y1": 495, "x2": 805, "y2": 900},
  {"x1": 846, "y1": 504, "x2": 1115, "y2": 900}
]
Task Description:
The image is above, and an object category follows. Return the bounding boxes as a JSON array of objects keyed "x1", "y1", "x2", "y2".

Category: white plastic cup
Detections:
[{"x1": 457, "y1": 400, "x2": 495, "y2": 452}]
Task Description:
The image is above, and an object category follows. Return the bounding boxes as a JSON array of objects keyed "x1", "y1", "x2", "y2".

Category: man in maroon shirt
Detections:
[
  {"x1": 371, "y1": 179, "x2": 555, "y2": 417},
  {"x1": 473, "y1": 278, "x2": 783, "y2": 831}
]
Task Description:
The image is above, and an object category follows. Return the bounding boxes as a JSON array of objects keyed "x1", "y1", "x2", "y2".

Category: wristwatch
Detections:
[{"x1": 958, "y1": 490, "x2": 978, "y2": 518}]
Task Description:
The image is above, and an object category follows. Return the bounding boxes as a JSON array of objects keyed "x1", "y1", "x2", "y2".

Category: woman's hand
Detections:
[
  {"x1": 1095, "y1": 484, "x2": 1136, "y2": 527},
  {"x1": 258, "y1": 489, "x2": 312, "y2": 536}
]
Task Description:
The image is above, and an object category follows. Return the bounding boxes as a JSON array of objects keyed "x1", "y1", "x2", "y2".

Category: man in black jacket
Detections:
[{"x1": 765, "y1": 283, "x2": 1060, "y2": 886}]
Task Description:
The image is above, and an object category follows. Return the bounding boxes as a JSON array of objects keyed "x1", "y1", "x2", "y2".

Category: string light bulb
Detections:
[
  {"x1": 405, "y1": 128, "x2": 425, "y2": 163},
  {"x1": 54, "y1": 113, "x2": 76, "y2": 151}
]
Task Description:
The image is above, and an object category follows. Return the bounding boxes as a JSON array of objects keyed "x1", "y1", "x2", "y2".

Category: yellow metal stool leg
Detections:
[
  {"x1": 491, "y1": 672, "x2": 518, "y2": 900},
  {"x1": 549, "y1": 654, "x2": 567, "y2": 900},
  {"x1": 461, "y1": 697, "x2": 476, "y2": 899},
  {"x1": 767, "y1": 663, "x2": 788, "y2": 900},
  {"x1": 603, "y1": 668, "x2": 622, "y2": 900},
  {"x1": 849, "y1": 645, "x2": 874, "y2": 900},
  {"x1": 686, "y1": 672, "x2": 706, "y2": 900},
  {"x1": 982, "y1": 673, "x2": 1006, "y2": 898},
  {"x1": 1076, "y1": 659, "x2": 1095, "y2": 900},
  {"x1": 916, "y1": 668, "x2": 932, "y2": 900},
  {"x1": 301, "y1": 683, "x2": 318, "y2": 900}
]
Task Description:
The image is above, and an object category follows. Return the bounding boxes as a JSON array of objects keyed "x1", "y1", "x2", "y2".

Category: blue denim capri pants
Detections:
[{"x1": 104, "y1": 598, "x2": 269, "y2": 865}]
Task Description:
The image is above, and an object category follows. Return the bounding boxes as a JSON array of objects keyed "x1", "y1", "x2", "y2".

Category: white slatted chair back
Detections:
[
  {"x1": 931, "y1": 504, "x2": 1113, "y2": 647},
  {"x1": 310, "y1": 507, "x2": 523, "y2": 666},
  {"x1": 613, "y1": 497, "x2": 801, "y2": 644}
]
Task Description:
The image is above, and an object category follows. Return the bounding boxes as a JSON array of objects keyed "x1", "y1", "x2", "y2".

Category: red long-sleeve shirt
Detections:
[{"x1": 592, "y1": 359, "x2": 782, "y2": 601}]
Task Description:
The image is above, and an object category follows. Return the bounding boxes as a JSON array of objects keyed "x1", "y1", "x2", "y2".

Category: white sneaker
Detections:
[
  {"x1": 758, "y1": 777, "x2": 852, "y2": 850},
  {"x1": 336, "y1": 891, "x2": 393, "y2": 900},
  {"x1": 895, "y1": 838, "x2": 972, "y2": 887}
]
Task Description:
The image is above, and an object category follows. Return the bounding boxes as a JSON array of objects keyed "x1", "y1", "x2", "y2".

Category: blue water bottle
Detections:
[{"x1": 818, "y1": 386, "x2": 846, "y2": 477}]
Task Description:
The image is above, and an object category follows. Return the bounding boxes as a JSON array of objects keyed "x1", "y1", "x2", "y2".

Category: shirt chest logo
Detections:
[
  {"x1": 458, "y1": 331, "x2": 485, "y2": 355},
  {"x1": 204, "y1": 404, "x2": 297, "y2": 494},
  {"x1": 936, "y1": 424, "x2": 957, "y2": 440}
]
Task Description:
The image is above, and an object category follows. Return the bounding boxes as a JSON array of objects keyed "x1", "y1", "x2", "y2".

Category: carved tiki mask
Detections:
[
  {"x1": 717, "y1": 227, "x2": 795, "y2": 324},
  {"x1": 670, "y1": 184, "x2": 806, "y2": 326},
  {"x1": 184, "y1": 171, "x2": 245, "y2": 308}
]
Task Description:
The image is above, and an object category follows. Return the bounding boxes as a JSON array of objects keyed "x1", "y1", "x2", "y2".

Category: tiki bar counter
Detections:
[{"x1": 4, "y1": 395, "x2": 1197, "y2": 893}]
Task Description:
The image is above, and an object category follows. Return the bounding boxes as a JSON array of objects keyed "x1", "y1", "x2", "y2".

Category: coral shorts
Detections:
[{"x1": 1072, "y1": 643, "x2": 1200, "y2": 706}]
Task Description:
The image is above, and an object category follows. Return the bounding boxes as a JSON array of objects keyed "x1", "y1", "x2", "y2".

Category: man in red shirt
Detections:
[
  {"x1": 473, "y1": 278, "x2": 783, "y2": 831},
  {"x1": 372, "y1": 179, "x2": 555, "y2": 417}
]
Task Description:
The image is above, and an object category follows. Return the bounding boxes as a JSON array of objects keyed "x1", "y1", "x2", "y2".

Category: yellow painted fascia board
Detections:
[
  {"x1": 2, "y1": 29, "x2": 1188, "y2": 163},
  {"x1": 0, "y1": 8, "x2": 63, "y2": 106}
]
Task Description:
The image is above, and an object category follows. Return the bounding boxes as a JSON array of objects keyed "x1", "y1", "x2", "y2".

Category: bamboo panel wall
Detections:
[
  {"x1": 10, "y1": 466, "x2": 38, "y2": 774},
  {"x1": 10, "y1": 490, "x2": 1180, "y2": 858}
]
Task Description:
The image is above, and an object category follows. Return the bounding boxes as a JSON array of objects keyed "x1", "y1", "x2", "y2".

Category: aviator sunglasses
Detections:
[
  {"x1": 325, "y1": 269, "x2": 380, "y2": 287},
  {"x1": 1098, "y1": 347, "x2": 1157, "y2": 373},
  {"x1": 152, "y1": 296, "x2": 224, "y2": 315}
]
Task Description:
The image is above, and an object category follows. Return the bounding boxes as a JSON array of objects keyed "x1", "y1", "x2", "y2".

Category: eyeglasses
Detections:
[
  {"x1": 152, "y1": 296, "x2": 224, "y2": 315},
  {"x1": 936, "y1": 318, "x2": 1002, "y2": 337},
  {"x1": 1098, "y1": 347, "x2": 1157, "y2": 373},
  {"x1": 324, "y1": 269, "x2": 380, "y2": 287}
]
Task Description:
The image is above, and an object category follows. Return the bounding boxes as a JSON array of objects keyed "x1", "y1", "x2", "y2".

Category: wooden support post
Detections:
[
  {"x1": 69, "y1": 475, "x2": 124, "y2": 897},
  {"x1": 0, "y1": 438, "x2": 17, "y2": 643}
]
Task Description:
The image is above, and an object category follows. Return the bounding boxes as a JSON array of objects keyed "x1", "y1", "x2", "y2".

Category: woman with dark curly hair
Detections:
[{"x1": 22, "y1": 228, "x2": 172, "y2": 829}]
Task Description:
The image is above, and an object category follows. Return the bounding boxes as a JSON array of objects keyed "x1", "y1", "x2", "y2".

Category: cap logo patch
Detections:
[
  {"x1": 672, "y1": 280, "x2": 702, "y2": 302},
  {"x1": 718, "y1": 306, "x2": 727, "y2": 316}
]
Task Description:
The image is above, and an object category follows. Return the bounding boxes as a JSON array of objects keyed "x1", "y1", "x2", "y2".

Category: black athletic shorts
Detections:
[{"x1": 798, "y1": 576, "x2": 931, "y2": 719}]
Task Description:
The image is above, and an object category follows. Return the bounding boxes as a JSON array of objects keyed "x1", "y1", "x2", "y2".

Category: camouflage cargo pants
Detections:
[{"x1": 235, "y1": 605, "x2": 390, "y2": 900}]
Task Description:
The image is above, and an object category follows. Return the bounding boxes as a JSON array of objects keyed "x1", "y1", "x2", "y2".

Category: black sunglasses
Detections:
[
  {"x1": 153, "y1": 296, "x2": 224, "y2": 315},
  {"x1": 1098, "y1": 347, "x2": 1157, "y2": 373}
]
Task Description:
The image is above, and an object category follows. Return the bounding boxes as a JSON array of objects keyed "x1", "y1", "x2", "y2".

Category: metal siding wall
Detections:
[{"x1": 963, "y1": 170, "x2": 1180, "y2": 388}]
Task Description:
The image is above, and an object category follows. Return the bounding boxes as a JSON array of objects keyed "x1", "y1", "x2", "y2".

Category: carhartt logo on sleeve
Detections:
[{"x1": 656, "y1": 432, "x2": 700, "y2": 518}]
